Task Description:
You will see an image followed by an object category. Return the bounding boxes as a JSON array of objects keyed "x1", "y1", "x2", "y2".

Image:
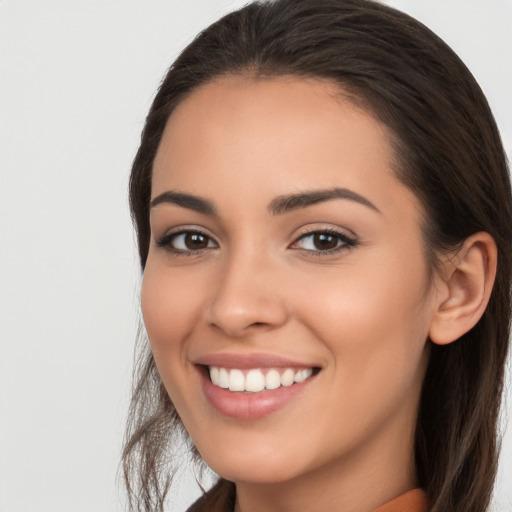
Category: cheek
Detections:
[
  {"x1": 140, "y1": 262, "x2": 207, "y2": 417},
  {"x1": 290, "y1": 264, "x2": 431, "y2": 449},
  {"x1": 294, "y1": 251, "x2": 432, "y2": 385},
  {"x1": 141, "y1": 262, "x2": 205, "y2": 357},
  {"x1": 298, "y1": 262, "x2": 429, "y2": 341}
]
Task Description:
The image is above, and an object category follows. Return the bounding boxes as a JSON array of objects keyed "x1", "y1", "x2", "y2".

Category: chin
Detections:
[
  {"x1": 197, "y1": 438, "x2": 319, "y2": 486},
  {"x1": 210, "y1": 461, "x2": 300, "y2": 486}
]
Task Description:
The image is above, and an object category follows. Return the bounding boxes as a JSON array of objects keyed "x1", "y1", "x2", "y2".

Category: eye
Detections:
[
  {"x1": 157, "y1": 230, "x2": 217, "y2": 254},
  {"x1": 291, "y1": 230, "x2": 357, "y2": 254}
]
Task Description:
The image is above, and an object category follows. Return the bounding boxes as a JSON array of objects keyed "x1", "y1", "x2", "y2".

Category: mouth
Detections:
[
  {"x1": 193, "y1": 353, "x2": 321, "y2": 418},
  {"x1": 198, "y1": 364, "x2": 320, "y2": 418},
  {"x1": 205, "y1": 366, "x2": 319, "y2": 393}
]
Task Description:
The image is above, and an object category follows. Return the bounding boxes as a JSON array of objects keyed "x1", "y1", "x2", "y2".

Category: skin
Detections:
[{"x1": 142, "y1": 76, "x2": 453, "y2": 512}]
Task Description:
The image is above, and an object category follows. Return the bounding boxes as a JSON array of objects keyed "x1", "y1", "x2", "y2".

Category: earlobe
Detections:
[{"x1": 429, "y1": 232, "x2": 497, "y2": 346}]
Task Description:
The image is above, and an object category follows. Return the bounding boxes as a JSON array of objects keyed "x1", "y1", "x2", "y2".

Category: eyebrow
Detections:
[
  {"x1": 269, "y1": 188, "x2": 380, "y2": 215},
  {"x1": 149, "y1": 187, "x2": 380, "y2": 216},
  {"x1": 150, "y1": 191, "x2": 216, "y2": 215}
]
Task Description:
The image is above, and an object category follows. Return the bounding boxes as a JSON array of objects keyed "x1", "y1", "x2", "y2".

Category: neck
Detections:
[{"x1": 234, "y1": 416, "x2": 418, "y2": 512}]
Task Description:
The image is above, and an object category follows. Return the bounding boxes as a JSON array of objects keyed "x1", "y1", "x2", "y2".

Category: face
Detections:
[{"x1": 142, "y1": 76, "x2": 438, "y2": 487}]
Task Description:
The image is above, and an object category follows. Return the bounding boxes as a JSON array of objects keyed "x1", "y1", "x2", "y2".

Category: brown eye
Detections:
[
  {"x1": 291, "y1": 230, "x2": 357, "y2": 254},
  {"x1": 157, "y1": 230, "x2": 217, "y2": 253},
  {"x1": 312, "y1": 233, "x2": 338, "y2": 250},
  {"x1": 183, "y1": 232, "x2": 209, "y2": 250}
]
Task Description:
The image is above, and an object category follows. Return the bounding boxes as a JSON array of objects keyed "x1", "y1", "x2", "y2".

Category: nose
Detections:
[{"x1": 205, "y1": 250, "x2": 289, "y2": 338}]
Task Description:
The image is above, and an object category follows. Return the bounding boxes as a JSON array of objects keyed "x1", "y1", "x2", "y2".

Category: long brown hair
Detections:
[{"x1": 123, "y1": 1, "x2": 512, "y2": 510}]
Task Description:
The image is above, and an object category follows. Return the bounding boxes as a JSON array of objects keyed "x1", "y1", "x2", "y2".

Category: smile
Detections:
[
  {"x1": 208, "y1": 366, "x2": 314, "y2": 392},
  {"x1": 197, "y1": 360, "x2": 320, "y2": 419}
]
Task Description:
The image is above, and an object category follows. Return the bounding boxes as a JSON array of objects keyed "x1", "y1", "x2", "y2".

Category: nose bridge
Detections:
[{"x1": 205, "y1": 240, "x2": 288, "y2": 336}]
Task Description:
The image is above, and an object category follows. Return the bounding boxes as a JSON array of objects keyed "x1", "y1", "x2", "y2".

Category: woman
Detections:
[{"x1": 122, "y1": 1, "x2": 512, "y2": 511}]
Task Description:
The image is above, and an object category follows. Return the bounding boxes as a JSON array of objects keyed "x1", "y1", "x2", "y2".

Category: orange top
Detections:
[
  {"x1": 187, "y1": 481, "x2": 428, "y2": 512},
  {"x1": 374, "y1": 489, "x2": 428, "y2": 512}
]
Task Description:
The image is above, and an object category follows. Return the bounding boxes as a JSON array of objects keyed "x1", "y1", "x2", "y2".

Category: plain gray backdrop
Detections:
[{"x1": 0, "y1": 1, "x2": 510, "y2": 510}]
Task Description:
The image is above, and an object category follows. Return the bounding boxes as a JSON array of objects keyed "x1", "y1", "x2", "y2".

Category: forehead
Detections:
[
  {"x1": 155, "y1": 76, "x2": 389, "y2": 169},
  {"x1": 151, "y1": 75, "x2": 421, "y2": 223}
]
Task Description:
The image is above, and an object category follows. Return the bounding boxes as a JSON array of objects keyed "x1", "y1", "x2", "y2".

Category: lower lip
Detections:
[{"x1": 199, "y1": 367, "x2": 317, "y2": 419}]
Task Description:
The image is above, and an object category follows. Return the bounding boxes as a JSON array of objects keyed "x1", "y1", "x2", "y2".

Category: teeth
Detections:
[
  {"x1": 265, "y1": 369, "x2": 281, "y2": 390},
  {"x1": 294, "y1": 368, "x2": 313, "y2": 383},
  {"x1": 228, "y1": 369, "x2": 245, "y2": 391},
  {"x1": 208, "y1": 366, "x2": 314, "y2": 392},
  {"x1": 280, "y1": 368, "x2": 295, "y2": 387},
  {"x1": 209, "y1": 366, "x2": 219, "y2": 385},
  {"x1": 218, "y1": 368, "x2": 229, "y2": 389},
  {"x1": 245, "y1": 369, "x2": 266, "y2": 392}
]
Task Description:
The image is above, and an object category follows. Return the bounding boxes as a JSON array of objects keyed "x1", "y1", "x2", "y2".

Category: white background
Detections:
[{"x1": 0, "y1": 1, "x2": 510, "y2": 511}]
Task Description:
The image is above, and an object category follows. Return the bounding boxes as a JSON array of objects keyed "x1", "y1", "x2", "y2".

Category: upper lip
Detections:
[{"x1": 193, "y1": 352, "x2": 320, "y2": 369}]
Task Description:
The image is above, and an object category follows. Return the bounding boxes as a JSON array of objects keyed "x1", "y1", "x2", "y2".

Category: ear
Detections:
[{"x1": 429, "y1": 232, "x2": 497, "y2": 346}]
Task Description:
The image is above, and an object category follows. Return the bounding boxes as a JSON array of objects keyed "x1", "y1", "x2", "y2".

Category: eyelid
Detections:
[
  {"x1": 289, "y1": 227, "x2": 358, "y2": 254},
  {"x1": 156, "y1": 226, "x2": 219, "y2": 254},
  {"x1": 293, "y1": 224, "x2": 357, "y2": 239}
]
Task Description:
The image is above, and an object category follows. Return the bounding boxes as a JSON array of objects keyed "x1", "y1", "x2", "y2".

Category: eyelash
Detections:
[
  {"x1": 291, "y1": 229, "x2": 358, "y2": 255},
  {"x1": 156, "y1": 228, "x2": 357, "y2": 256},
  {"x1": 156, "y1": 229, "x2": 217, "y2": 256}
]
